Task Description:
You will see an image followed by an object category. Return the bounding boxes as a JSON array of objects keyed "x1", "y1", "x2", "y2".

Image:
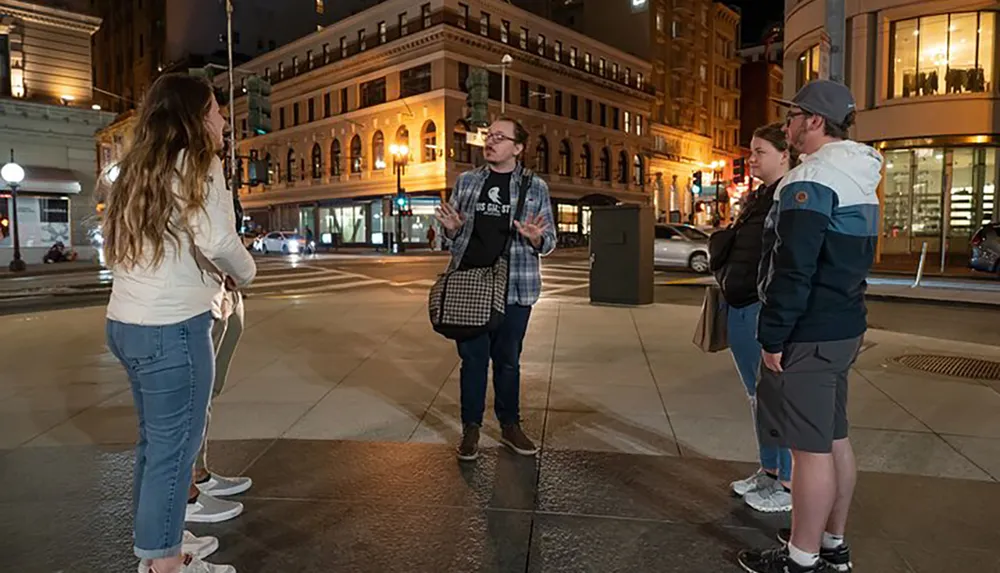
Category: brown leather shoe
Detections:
[
  {"x1": 457, "y1": 424, "x2": 480, "y2": 461},
  {"x1": 500, "y1": 423, "x2": 539, "y2": 456}
]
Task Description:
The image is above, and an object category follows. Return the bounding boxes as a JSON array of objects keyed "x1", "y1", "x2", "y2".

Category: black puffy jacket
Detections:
[{"x1": 713, "y1": 182, "x2": 776, "y2": 308}]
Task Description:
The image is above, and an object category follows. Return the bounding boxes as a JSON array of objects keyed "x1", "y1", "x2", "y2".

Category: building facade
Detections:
[
  {"x1": 88, "y1": 0, "x2": 369, "y2": 113},
  {"x1": 512, "y1": 0, "x2": 744, "y2": 223},
  {"x1": 738, "y1": 37, "x2": 784, "y2": 146},
  {"x1": 0, "y1": 1, "x2": 113, "y2": 267},
  {"x1": 226, "y1": 0, "x2": 654, "y2": 247},
  {"x1": 786, "y1": 0, "x2": 999, "y2": 258}
]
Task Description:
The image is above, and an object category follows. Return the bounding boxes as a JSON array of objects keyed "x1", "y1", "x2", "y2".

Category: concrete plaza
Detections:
[{"x1": 2, "y1": 288, "x2": 1000, "y2": 572}]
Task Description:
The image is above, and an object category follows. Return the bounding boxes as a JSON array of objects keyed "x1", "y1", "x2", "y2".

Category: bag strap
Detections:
[{"x1": 502, "y1": 168, "x2": 532, "y2": 256}]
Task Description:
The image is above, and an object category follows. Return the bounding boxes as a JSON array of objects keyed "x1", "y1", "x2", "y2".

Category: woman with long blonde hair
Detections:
[{"x1": 103, "y1": 73, "x2": 255, "y2": 573}]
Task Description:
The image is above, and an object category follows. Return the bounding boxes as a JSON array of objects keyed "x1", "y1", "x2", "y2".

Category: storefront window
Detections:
[
  {"x1": 912, "y1": 148, "x2": 944, "y2": 239},
  {"x1": 882, "y1": 150, "x2": 913, "y2": 251},
  {"x1": 557, "y1": 204, "x2": 578, "y2": 233},
  {"x1": 983, "y1": 148, "x2": 997, "y2": 224},
  {"x1": 320, "y1": 204, "x2": 367, "y2": 244},
  {"x1": 890, "y1": 11, "x2": 995, "y2": 99},
  {"x1": 402, "y1": 197, "x2": 440, "y2": 243},
  {"x1": 949, "y1": 148, "x2": 976, "y2": 238}
]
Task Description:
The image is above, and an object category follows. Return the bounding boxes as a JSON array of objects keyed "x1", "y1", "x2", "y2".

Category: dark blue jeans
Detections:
[{"x1": 457, "y1": 304, "x2": 532, "y2": 426}]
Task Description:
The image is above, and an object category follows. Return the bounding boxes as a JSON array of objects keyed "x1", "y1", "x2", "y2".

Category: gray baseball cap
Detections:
[{"x1": 774, "y1": 80, "x2": 856, "y2": 125}]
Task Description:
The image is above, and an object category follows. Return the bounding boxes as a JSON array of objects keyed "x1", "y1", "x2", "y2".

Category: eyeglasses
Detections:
[
  {"x1": 485, "y1": 132, "x2": 516, "y2": 143},
  {"x1": 784, "y1": 111, "x2": 810, "y2": 126}
]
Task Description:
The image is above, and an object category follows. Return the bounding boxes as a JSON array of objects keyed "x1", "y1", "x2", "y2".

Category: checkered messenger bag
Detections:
[{"x1": 428, "y1": 172, "x2": 530, "y2": 341}]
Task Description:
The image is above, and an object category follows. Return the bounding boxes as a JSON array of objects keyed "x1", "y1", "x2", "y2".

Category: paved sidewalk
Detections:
[{"x1": 2, "y1": 293, "x2": 1000, "y2": 571}]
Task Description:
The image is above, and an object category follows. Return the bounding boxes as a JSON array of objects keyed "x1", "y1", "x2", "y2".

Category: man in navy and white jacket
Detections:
[{"x1": 738, "y1": 80, "x2": 883, "y2": 573}]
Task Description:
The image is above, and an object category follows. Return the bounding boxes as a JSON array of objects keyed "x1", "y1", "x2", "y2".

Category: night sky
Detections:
[{"x1": 726, "y1": 0, "x2": 785, "y2": 46}]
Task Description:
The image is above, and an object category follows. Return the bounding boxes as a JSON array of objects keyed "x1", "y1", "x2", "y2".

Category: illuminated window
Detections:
[
  {"x1": 795, "y1": 45, "x2": 821, "y2": 90},
  {"x1": 889, "y1": 11, "x2": 995, "y2": 99},
  {"x1": 315, "y1": 0, "x2": 324, "y2": 15}
]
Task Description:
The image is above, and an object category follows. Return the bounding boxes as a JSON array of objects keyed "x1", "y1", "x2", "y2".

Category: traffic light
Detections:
[
  {"x1": 733, "y1": 157, "x2": 746, "y2": 183},
  {"x1": 246, "y1": 75, "x2": 272, "y2": 136},
  {"x1": 395, "y1": 191, "x2": 412, "y2": 216},
  {"x1": 692, "y1": 171, "x2": 703, "y2": 195},
  {"x1": 465, "y1": 67, "x2": 489, "y2": 128}
]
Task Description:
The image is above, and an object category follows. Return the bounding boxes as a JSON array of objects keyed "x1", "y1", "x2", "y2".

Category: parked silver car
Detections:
[{"x1": 654, "y1": 224, "x2": 711, "y2": 273}]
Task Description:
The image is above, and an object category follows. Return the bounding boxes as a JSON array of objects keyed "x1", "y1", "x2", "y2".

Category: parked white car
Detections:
[
  {"x1": 254, "y1": 231, "x2": 310, "y2": 255},
  {"x1": 654, "y1": 224, "x2": 711, "y2": 273}
]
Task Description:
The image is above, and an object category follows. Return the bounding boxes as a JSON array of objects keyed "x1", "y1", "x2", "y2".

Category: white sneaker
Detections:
[
  {"x1": 730, "y1": 469, "x2": 774, "y2": 497},
  {"x1": 196, "y1": 473, "x2": 253, "y2": 497},
  {"x1": 186, "y1": 492, "x2": 244, "y2": 523},
  {"x1": 141, "y1": 553, "x2": 235, "y2": 573},
  {"x1": 744, "y1": 480, "x2": 793, "y2": 513},
  {"x1": 137, "y1": 531, "x2": 220, "y2": 571}
]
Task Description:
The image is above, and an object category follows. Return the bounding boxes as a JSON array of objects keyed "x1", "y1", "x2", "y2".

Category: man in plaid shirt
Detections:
[{"x1": 435, "y1": 117, "x2": 556, "y2": 461}]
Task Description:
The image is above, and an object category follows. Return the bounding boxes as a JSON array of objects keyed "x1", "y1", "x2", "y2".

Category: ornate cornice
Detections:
[{"x1": 0, "y1": 1, "x2": 102, "y2": 34}]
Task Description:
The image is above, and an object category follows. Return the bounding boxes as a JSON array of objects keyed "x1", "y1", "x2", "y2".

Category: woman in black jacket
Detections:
[{"x1": 713, "y1": 123, "x2": 796, "y2": 513}]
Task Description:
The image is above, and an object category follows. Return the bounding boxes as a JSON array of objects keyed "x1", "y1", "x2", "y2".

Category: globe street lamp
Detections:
[
  {"x1": 389, "y1": 143, "x2": 409, "y2": 254},
  {"x1": 1, "y1": 152, "x2": 26, "y2": 272}
]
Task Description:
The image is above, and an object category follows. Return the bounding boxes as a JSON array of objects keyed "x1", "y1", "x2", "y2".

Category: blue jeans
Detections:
[
  {"x1": 107, "y1": 312, "x2": 215, "y2": 560},
  {"x1": 726, "y1": 301, "x2": 792, "y2": 482},
  {"x1": 457, "y1": 304, "x2": 532, "y2": 426}
]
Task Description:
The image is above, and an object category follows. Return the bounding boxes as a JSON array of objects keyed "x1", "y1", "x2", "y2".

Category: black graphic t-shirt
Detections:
[{"x1": 460, "y1": 169, "x2": 513, "y2": 269}]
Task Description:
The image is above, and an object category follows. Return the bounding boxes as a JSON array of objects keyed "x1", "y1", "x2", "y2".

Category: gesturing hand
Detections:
[
  {"x1": 434, "y1": 203, "x2": 465, "y2": 236},
  {"x1": 514, "y1": 214, "x2": 549, "y2": 249}
]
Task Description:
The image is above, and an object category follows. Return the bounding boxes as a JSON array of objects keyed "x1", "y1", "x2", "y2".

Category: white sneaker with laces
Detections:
[
  {"x1": 137, "y1": 530, "x2": 220, "y2": 572},
  {"x1": 730, "y1": 469, "x2": 775, "y2": 497},
  {"x1": 185, "y1": 492, "x2": 244, "y2": 523},
  {"x1": 744, "y1": 480, "x2": 793, "y2": 513},
  {"x1": 195, "y1": 473, "x2": 252, "y2": 497}
]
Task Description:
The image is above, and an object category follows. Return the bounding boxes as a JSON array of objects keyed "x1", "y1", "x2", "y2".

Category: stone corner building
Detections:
[{"x1": 0, "y1": 1, "x2": 114, "y2": 266}]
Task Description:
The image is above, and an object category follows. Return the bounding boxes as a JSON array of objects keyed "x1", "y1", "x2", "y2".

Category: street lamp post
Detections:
[
  {"x1": 2, "y1": 150, "x2": 26, "y2": 272},
  {"x1": 389, "y1": 143, "x2": 409, "y2": 254},
  {"x1": 500, "y1": 54, "x2": 512, "y2": 114},
  {"x1": 710, "y1": 160, "x2": 725, "y2": 227}
]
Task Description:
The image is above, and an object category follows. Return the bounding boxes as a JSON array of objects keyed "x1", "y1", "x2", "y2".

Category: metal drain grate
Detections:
[{"x1": 892, "y1": 355, "x2": 1000, "y2": 381}]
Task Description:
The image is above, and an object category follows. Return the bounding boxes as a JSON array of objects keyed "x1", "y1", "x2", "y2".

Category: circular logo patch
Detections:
[{"x1": 794, "y1": 191, "x2": 809, "y2": 204}]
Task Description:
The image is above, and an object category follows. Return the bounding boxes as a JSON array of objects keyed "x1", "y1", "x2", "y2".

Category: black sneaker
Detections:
[
  {"x1": 777, "y1": 529, "x2": 853, "y2": 572},
  {"x1": 456, "y1": 424, "x2": 480, "y2": 462},
  {"x1": 738, "y1": 546, "x2": 834, "y2": 573},
  {"x1": 500, "y1": 423, "x2": 539, "y2": 456}
]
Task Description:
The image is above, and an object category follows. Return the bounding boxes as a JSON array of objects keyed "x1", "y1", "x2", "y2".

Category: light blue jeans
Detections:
[
  {"x1": 107, "y1": 312, "x2": 215, "y2": 560},
  {"x1": 726, "y1": 301, "x2": 792, "y2": 482}
]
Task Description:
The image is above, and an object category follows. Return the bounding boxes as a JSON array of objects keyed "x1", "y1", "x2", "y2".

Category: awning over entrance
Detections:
[{"x1": 19, "y1": 166, "x2": 82, "y2": 195}]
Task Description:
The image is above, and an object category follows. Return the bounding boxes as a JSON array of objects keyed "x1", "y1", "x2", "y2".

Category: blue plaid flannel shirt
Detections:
[{"x1": 445, "y1": 163, "x2": 557, "y2": 306}]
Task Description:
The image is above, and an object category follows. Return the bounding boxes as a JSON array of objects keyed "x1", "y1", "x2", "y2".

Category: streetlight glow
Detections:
[{"x1": 1, "y1": 162, "x2": 25, "y2": 185}]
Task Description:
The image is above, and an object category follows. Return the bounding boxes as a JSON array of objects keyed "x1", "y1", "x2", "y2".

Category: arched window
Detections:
[
  {"x1": 311, "y1": 143, "x2": 322, "y2": 179},
  {"x1": 618, "y1": 151, "x2": 628, "y2": 184},
  {"x1": 580, "y1": 144, "x2": 592, "y2": 179},
  {"x1": 350, "y1": 135, "x2": 362, "y2": 173},
  {"x1": 372, "y1": 131, "x2": 385, "y2": 170},
  {"x1": 453, "y1": 120, "x2": 471, "y2": 164},
  {"x1": 330, "y1": 139, "x2": 341, "y2": 176},
  {"x1": 286, "y1": 148, "x2": 296, "y2": 182},
  {"x1": 264, "y1": 152, "x2": 273, "y2": 184},
  {"x1": 534, "y1": 136, "x2": 549, "y2": 173},
  {"x1": 599, "y1": 148, "x2": 610, "y2": 181},
  {"x1": 633, "y1": 154, "x2": 644, "y2": 186},
  {"x1": 422, "y1": 121, "x2": 437, "y2": 162},
  {"x1": 558, "y1": 139, "x2": 571, "y2": 176}
]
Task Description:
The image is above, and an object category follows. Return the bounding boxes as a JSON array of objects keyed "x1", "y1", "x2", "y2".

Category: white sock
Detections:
[
  {"x1": 822, "y1": 531, "x2": 845, "y2": 549},
  {"x1": 787, "y1": 543, "x2": 819, "y2": 567}
]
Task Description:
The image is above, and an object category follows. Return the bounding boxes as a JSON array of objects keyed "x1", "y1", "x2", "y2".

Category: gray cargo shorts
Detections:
[{"x1": 756, "y1": 336, "x2": 864, "y2": 454}]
